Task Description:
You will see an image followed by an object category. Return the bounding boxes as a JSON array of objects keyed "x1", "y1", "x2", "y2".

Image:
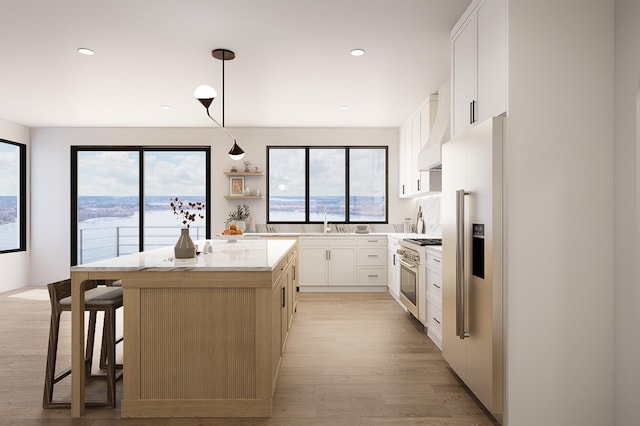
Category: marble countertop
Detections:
[
  {"x1": 243, "y1": 232, "x2": 441, "y2": 239},
  {"x1": 71, "y1": 239, "x2": 296, "y2": 272}
]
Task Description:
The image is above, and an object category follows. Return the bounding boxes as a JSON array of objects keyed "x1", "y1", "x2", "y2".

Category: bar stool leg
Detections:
[
  {"x1": 105, "y1": 307, "x2": 116, "y2": 408},
  {"x1": 42, "y1": 312, "x2": 61, "y2": 408}
]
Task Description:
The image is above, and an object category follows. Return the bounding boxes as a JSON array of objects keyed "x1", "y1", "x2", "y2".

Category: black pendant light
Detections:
[{"x1": 194, "y1": 48, "x2": 245, "y2": 160}]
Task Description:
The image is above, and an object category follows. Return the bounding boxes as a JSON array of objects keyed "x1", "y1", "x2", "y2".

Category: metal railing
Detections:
[{"x1": 78, "y1": 225, "x2": 205, "y2": 264}]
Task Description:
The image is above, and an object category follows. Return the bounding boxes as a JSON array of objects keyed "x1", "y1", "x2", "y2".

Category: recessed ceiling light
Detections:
[
  {"x1": 77, "y1": 48, "x2": 95, "y2": 56},
  {"x1": 350, "y1": 49, "x2": 365, "y2": 56},
  {"x1": 160, "y1": 105, "x2": 172, "y2": 110},
  {"x1": 339, "y1": 105, "x2": 350, "y2": 110}
]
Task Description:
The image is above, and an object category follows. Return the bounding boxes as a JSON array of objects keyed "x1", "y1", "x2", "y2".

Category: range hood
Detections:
[{"x1": 418, "y1": 79, "x2": 450, "y2": 171}]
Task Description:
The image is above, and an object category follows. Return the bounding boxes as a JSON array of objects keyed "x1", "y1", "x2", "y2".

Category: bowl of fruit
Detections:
[{"x1": 220, "y1": 223, "x2": 244, "y2": 243}]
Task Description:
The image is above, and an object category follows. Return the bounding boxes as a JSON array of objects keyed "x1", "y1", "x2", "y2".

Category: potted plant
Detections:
[
  {"x1": 226, "y1": 204, "x2": 250, "y2": 232},
  {"x1": 170, "y1": 197, "x2": 205, "y2": 258}
]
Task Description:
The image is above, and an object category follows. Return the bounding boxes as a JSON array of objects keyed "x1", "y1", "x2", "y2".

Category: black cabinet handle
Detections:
[
  {"x1": 472, "y1": 100, "x2": 476, "y2": 123},
  {"x1": 417, "y1": 179, "x2": 421, "y2": 191},
  {"x1": 470, "y1": 101, "x2": 473, "y2": 124},
  {"x1": 433, "y1": 283, "x2": 441, "y2": 289},
  {"x1": 282, "y1": 287, "x2": 286, "y2": 308},
  {"x1": 433, "y1": 317, "x2": 441, "y2": 325},
  {"x1": 393, "y1": 253, "x2": 396, "y2": 266}
]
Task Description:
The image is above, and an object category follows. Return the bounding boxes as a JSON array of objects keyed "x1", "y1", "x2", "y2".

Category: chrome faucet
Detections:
[{"x1": 323, "y1": 204, "x2": 329, "y2": 233}]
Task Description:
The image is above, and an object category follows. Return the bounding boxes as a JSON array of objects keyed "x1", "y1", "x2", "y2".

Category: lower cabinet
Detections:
[
  {"x1": 271, "y1": 245, "x2": 297, "y2": 385},
  {"x1": 299, "y1": 236, "x2": 357, "y2": 287},
  {"x1": 356, "y1": 236, "x2": 387, "y2": 286},
  {"x1": 299, "y1": 235, "x2": 387, "y2": 290},
  {"x1": 387, "y1": 236, "x2": 401, "y2": 301},
  {"x1": 262, "y1": 236, "x2": 298, "y2": 320},
  {"x1": 426, "y1": 248, "x2": 443, "y2": 350}
]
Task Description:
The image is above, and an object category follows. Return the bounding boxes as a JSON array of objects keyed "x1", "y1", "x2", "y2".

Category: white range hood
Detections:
[{"x1": 418, "y1": 79, "x2": 450, "y2": 171}]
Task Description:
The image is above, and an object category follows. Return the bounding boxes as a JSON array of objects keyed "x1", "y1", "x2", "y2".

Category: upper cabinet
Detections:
[
  {"x1": 451, "y1": 0, "x2": 507, "y2": 137},
  {"x1": 399, "y1": 95, "x2": 442, "y2": 198}
]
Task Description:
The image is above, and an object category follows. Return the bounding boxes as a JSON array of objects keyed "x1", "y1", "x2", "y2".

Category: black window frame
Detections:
[
  {"x1": 0, "y1": 139, "x2": 27, "y2": 254},
  {"x1": 266, "y1": 146, "x2": 388, "y2": 224},
  {"x1": 71, "y1": 145, "x2": 211, "y2": 266}
]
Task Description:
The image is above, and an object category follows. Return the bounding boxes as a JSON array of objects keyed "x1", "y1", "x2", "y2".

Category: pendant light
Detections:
[{"x1": 194, "y1": 48, "x2": 245, "y2": 160}]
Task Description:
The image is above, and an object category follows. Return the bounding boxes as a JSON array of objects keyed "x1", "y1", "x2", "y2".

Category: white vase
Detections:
[
  {"x1": 229, "y1": 220, "x2": 246, "y2": 232},
  {"x1": 174, "y1": 228, "x2": 196, "y2": 258}
]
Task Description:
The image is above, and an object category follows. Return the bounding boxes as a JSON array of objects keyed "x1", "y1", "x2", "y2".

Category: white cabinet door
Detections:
[
  {"x1": 387, "y1": 243, "x2": 400, "y2": 301},
  {"x1": 476, "y1": 0, "x2": 506, "y2": 124},
  {"x1": 452, "y1": 12, "x2": 476, "y2": 137},
  {"x1": 451, "y1": 0, "x2": 506, "y2": 138},
  {"x1": 398, "y1": 125, "x2": 407, "y2": 196},
  {"x1": 299, "y1": 246, "x2": 328, "y2": 286},
  {"x1": 328, "y1": 246, "x2": 356, "y2": 285},
  {"x1": 411, "y1": 113, "x2": 421, "y2": 193}
]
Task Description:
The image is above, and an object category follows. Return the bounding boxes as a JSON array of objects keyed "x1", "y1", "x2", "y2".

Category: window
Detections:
[
  {"x1": 267, "y1": 146, "x2": 387, "y2": 223},
  {"x1": 71, "y1": 147, "x2": 210, "y2": 265},
  {"x1": 0, "y1": 139, "x2": 26, "y2": 253}
]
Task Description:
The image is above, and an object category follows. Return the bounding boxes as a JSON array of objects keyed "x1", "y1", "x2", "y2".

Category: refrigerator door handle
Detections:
[{"x1": 456, "y1": 189, "x2": 470, "y2": 339}]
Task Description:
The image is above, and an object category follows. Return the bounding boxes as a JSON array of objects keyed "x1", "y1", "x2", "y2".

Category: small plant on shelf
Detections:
[
  {"x1": 170, "y1": 197, "x2": 205, "y2": 228},
  {"x1": 226, "y1": 204, "x2": 250, "y2": 224}
]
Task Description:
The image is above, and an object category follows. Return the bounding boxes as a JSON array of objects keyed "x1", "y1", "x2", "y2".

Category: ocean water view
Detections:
[
  {"x1": 0, "y1": 196, "x2": 18, "y2": 251},
  {"x1": 0, "y1": 194, "x2": 385, "y2": 259},
  {"x1": 77, "y1": 196, "x2": 206, "y2": 264},
  {"x1": 269, "y1": 195, "x2": 386, "y2": 222}
]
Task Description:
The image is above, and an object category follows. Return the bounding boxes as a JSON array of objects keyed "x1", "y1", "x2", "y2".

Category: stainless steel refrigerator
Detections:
[{"x1": 441, "y1": 116, "x2": 504, "y2": 423}]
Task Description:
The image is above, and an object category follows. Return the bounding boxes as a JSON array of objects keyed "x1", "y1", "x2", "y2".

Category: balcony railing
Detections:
[{"x1": 78, "y1": 226, "x2": 206, "y2": 264}]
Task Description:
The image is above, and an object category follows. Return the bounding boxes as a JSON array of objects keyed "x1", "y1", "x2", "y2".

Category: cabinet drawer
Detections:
[
  {"x1": 426, "y1": 271, "x2": 442, "y2": 305},
  {"x1": 426, "y1": 252, "x2": 442, "y2": 275},
  {"x1": 427, "y1": 300, "x2": 443, "y2": 350},
  {"x1": 300, "y1": 236, "x2": 356, "y2": 246},
  {"x1": 357, "y1": 248, "x2": 386, "y2": 266},
  {"x1": 357, "y1": 267, "x2": 387, "y2": 285},
  {"x1": 356, "y1": 237, "x2": 386, "y2": 247}
]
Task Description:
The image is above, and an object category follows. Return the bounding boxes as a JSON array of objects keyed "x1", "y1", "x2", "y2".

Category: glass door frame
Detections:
[{"x1": 71, "y1": 146, "x2": 211, "y2": 266}]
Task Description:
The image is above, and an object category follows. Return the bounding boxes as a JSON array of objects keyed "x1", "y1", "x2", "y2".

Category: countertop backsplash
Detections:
[{"x1": 415, "y1": 194, "x2": 441, "y2": 235}]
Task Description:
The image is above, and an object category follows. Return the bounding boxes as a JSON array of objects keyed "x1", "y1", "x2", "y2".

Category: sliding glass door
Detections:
[{"x1": 72, "y1": 146, "x2": 210, "y2": 265}]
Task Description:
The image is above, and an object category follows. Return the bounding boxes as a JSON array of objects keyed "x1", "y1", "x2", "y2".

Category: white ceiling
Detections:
[{"x1": 0, "y1": 0, "x2": 470, "y2": 128}]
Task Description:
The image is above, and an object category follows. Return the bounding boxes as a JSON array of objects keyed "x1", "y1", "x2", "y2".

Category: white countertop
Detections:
[{"x1": 71, "y1": 239, "x2": 296, "y2": 272}]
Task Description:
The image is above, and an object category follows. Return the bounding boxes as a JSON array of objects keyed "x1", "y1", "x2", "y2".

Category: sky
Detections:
[
  {"x1": 0, "y1": 143, "x2": 18, "y2": 196},
  {"x1": 77, "y1": 150, "x2": 207, "y2": 196},
  {"x1": 268, "y1": 147, "x2": 386, "y2": 198}
]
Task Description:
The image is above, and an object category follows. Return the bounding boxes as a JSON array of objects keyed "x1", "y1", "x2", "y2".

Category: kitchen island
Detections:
[{"x1": 69, "y1": 238, "x2": 297, "y2": 418}]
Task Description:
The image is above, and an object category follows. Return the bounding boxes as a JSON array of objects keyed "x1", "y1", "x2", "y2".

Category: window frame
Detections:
[
  {"x1": 70, "y1": 145, "x2": 211, "y2": 266},
  {"x1": 0, "y1": 139, "x2": 27, "y2": 254},
  {"x1": 266, "y1": 146, "x2": 388, "y2": 224}
]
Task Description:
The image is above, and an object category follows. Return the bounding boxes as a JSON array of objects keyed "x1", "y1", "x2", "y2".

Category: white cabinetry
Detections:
[
  {"x1": 451, "y1": 0, "x2": 506, "y2": 137},
  {"x1": 387, "y1": 235, "x2": 401, "y2": 302},
  {"x1": 299, "y1": 236, "x2": 356, "y2": 288},
  {"x1": 356, "y1": 236, "x2": 387, "y2": 286},
  {"x1": 425, "y1": 248, "x2": 443, "y2": 350},
  {"x1": 299, "y1": 235, "x2": 388, "y2": 291},
  {"x1": 399, "y1": 96, "x2": 442, "y2": 198}
]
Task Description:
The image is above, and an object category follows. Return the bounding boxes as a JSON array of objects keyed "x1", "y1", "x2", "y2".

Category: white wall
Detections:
[
  {"x1": 506, "y1": 1, "x2": 615, "y2": 425},
  {"x1": 0, "y1": 119, "x2": 30, "y2": 292},
  {"x1": 614, "y1": 1, "x2": 640, "y2": 424},
  {"x1": 29, "y1": 126, "x2": 414, "y2": 286}
]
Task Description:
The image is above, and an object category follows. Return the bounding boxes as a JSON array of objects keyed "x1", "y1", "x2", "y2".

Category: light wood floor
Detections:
[{"x1": 0, "y1": 288, "x2": 497, "y2": 425}]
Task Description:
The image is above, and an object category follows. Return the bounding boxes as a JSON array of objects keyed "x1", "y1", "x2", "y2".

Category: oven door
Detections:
[{"x1": 398, "y1": 258, "x2": 419, "y2": 318}]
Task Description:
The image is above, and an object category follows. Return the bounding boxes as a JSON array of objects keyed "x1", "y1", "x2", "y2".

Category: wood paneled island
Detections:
[{"x1": 69, "y1": 238, "x2": 297, "y2": 418}]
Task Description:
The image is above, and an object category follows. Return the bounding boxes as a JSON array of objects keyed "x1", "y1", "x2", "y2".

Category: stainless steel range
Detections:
[{"x1": 397, "y1": 238, "x2": 441, "y2": 324}]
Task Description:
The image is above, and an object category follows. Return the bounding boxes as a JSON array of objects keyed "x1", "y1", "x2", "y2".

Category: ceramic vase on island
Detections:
[{"x1": 174, "y1": 228, "x2": 196, "y2": 258}]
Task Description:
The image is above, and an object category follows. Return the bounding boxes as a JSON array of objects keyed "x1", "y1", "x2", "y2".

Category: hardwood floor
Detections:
[{"x1": 0, "y1": 288, "x2": 496, "y2": 425}]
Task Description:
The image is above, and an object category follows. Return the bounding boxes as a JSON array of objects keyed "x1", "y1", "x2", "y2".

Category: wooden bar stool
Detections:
[{"x1": 43, "y1": 279, "x2": 124, "y2": 408}]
